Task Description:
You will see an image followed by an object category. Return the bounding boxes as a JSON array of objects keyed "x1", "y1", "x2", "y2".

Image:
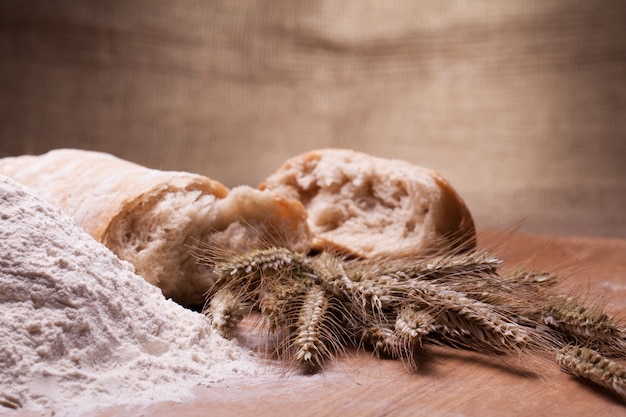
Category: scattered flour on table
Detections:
[{"x1": 0, "y1": 176, "x2": 271, "y2": 416}]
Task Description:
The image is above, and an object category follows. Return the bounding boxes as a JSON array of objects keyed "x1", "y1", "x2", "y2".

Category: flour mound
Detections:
[{"x1": 0, "y1": 176, "x2": 265, "y2": 415}]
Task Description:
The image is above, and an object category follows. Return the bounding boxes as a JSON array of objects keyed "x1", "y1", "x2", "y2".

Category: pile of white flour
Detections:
[{"x1": 0, "y1": 176, "x2": 268, "y2": 415}]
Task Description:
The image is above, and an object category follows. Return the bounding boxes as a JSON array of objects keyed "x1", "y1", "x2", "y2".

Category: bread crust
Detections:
[
  {"x1": 260, "y1": 148, "x2": 476, "y2": 258},
  {"x1": 0, "y1": 149, "x2": 230, "y2": 240}
]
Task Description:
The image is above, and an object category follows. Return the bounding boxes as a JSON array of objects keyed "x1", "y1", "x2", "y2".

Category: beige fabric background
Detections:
[{"x1": 1, "y1": 0, "x2": 625, "y2": 238}]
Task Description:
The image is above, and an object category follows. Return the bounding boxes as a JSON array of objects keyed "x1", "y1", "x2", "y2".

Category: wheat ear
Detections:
[
  {"x1": 396, "y1": 251, "x2": 502, "y2": 280},
  {"x1": 291, "y1": 286, "x2": 332, "y2": 369},
  {"x1": 371, "y1": 251, "x2": 555, "y2": 321},
  {"x1": 205, "y1": 288, "x2": 246, "y2": 339},
  {"x1": 216, "y1": 247, "x2": 302, "y2": 279},
  {"x1": 410, "y1": 281, "x2": 533, "y2": 353},
  {"x1": 544, "y1": 297, "x2": 626, "y2": 357},
  {"x1": 557, "y1": 345, "x2": 626, "y2": 399},
  {"x1": 363, "y1": 321, "x2": 405, "y2": 358}
]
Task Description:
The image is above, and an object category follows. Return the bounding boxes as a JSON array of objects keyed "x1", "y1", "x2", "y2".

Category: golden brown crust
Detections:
[
  {"x1": 0, "y1": 149, "x2": 229, "y2": 241},
  {"x1": 429, "y1": 172, "x2": 477, "y2": 253}
]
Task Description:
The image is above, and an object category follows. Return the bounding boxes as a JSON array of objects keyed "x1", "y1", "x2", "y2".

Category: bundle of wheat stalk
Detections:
[{"x1": 197, "y1": 242, "x2": 626, "y2": 400}]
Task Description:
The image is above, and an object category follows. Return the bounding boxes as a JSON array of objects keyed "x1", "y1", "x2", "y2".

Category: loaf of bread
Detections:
[
  {"x1": 1, "y1": 147, "x2": 474, "y2": 301},
  {"x1": 0, "y1": 149, "x2": 312, "y2": 306},
  {"x1": 260, "y1": 148, "x2": 476, "y2": 258}
]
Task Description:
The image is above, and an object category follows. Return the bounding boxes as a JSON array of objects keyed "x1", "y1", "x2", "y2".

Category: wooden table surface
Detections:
[{"x1": 23, "y1": 232, "x2": 626, "y2": 416}]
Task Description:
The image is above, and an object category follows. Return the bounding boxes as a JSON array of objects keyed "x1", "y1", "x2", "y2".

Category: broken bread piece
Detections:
[
  {"x1": 0, "y1": 149, "x2": 312, "y2": 305},
  {"x1": 207, "y1": 185, "x2": 312, "y2": 254},
  {"x1": 260, "y1": 148, "x2": 476, "y2": 259}
]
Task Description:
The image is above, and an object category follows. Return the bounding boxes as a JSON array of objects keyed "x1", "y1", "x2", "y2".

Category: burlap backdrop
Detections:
[{"x1": 1, "y1": 1, "x2": 626, "y2": 238}]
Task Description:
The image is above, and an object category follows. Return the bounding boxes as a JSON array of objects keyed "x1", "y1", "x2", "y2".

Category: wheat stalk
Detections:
[
  {"x1": 197, "y1": 241, "x2": 626, "y2": 401},
  {"x1": 544, "y1": 298, "x2": 621, "y2": 343},
  {"x1": 206, "y1": 288, "x2": 246, "y2": 339},
  {"x1": 408, "y1": 280, "x2": 534, "y2": 353},
  {"x1": 291, "y1": 286, "x2": 331, "y2": 368},
  {"x1": 557, "y1": 345, "x2": 626, "y2": 398}
]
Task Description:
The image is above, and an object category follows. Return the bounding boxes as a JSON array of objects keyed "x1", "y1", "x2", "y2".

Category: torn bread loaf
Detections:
[
  {"x1": 0, "y1": 149, "x2": 312, "y2": 305},
  {"x1": 260, "y1": 148, "x2": 476, "y2": 258}
]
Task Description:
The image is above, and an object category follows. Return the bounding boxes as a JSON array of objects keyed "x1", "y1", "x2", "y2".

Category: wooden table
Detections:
[{"x1": 27, "y1": 232, "x2": 626, "y2": 416}]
